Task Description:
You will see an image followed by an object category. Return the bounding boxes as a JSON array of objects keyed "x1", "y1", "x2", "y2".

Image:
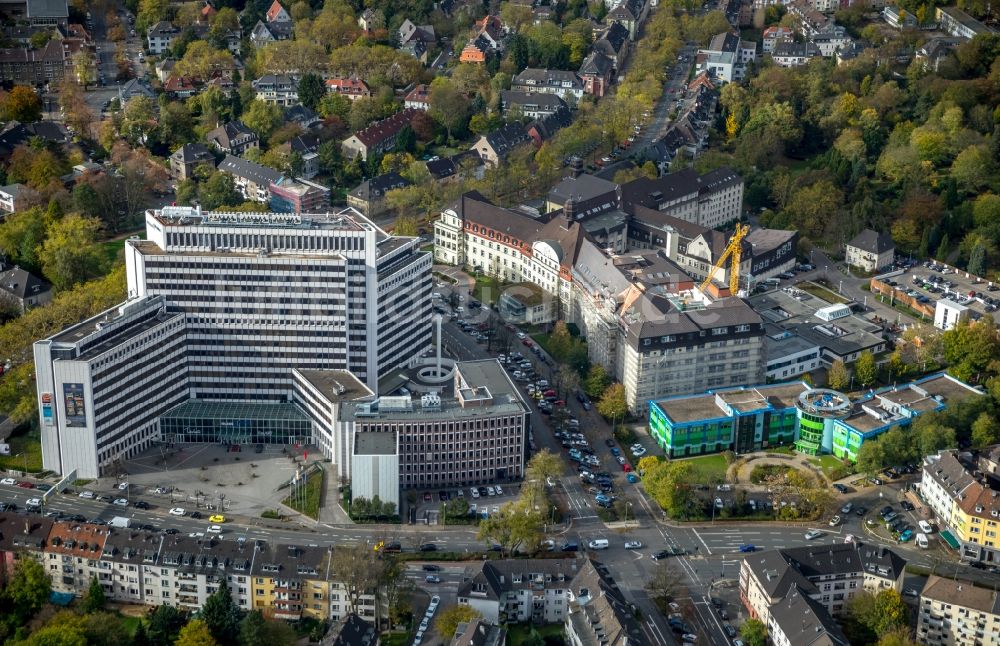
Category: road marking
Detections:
[
  {"x1": 691, "y1": 529, "x2": 713, "y2": 555},
  {"x1": 645, "y1": 619, "x2": 668, "y2": 646}
]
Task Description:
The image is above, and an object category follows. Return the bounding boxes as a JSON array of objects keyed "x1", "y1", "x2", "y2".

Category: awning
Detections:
[{"x1": 940, "y1": 529, "x2": 960, "y2": 550}]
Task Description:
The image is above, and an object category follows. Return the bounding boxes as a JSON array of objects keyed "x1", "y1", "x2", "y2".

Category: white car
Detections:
[
  {"x1": 624, "y1": 541, "x2": 643, "y2": 549},
  {"x1": 207, "y1": 525, "x2": 223, "y2": 534},
  {"x1": 495, "y1": 485, "x2": 504, "y2": 495},
  {"x1": 419, "y1": 619, "x2": 429, "y2": 631},
  {"x1": 918, "y1": 520, "x2": 934, "y2": 533},
  {"x1": 470, "y1": 488, "x2": 480, "y2": 499},
  {"x1": 429, "y1": 595, "x2": 440, "y2": 609},
  {"x1": 169, "y1": 507, "x2": 186, "y2": 516},
  {"x1": 487, "y1": 486, "x2": 496, "y2": 496},
  {"x1": 78, "y1": 491, "x2": 94, "y2": 499},
  {"x1": 112, "y1": 498, "x2": 128, "y2": 506},
  {"x1": 517, "y1": 332, "x2": 526, "y2": 339},
  {"x1": 25, "y1": 497, "x2": 41, "y2": 508},
  {"x1": 118, "y1": 482, "x2": 129, "y2": 490},
  {"x1": 804, "y1": 530, "x2": 823, "y2": 540},
  {"x1": 829, "y1": 515, "x2": 841, "y2": 527},
  {"x1": 631, "y1": 447, "x2": 647, "y2": 457},
  {"x1": 0, "y1": 477, "x2": 15, "y2": 485}
]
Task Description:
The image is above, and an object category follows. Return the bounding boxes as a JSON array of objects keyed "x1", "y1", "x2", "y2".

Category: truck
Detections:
[{"x1": 109, "y1": 516, "x2": 131, "y2": 528}]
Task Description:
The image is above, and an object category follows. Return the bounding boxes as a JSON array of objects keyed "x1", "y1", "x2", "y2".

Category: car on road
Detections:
[
  {"x1": 419, "y1": 543, "x2": 437, "y2": 552},
  {"x1": 833, "y1": 483, "x2": 848, "y2": 494},
  {"x1": 208, "y1": 514, "x2": 226, "y2": 523},
  {"x1": 840, "y1": 502, "x2": 853, "y2": 514},
  {"x1": 626, "y1": 473, "x2": 639, "y2": 483},
  {"x1": 79, "y1": 491, "x2": 95, "y2": 499},
  {"x1": 0, "y1": 478, "x2": 14, "y2": 485},
  {"x1": 651, "y1": 550, "x2": 670, "y2": 561},
  {"x1": 804, "y1": 530, "x2": 823, "y2": 540},
  {"x1": 113, "y1": 498, "x2": 128, "y2": 506},
  {"x1": 883, "y1": 511, "x2": 899, "y2": 522},
  {"x1": 904, "y1": 587, "x2": 919, "y2": 597},
  {"x1": 207, "y1": 525, "x2": 223, "y2": 534},
  {"x1": 190, "y1": 511, "x2": 202, "y2": 519},
  {"x1": 615, "y1": 455, "x2": 626, "y2": 464},
  {"x1": 624, "y1": 541, "x2": 642, "y2": 549},
  {"x1": 855, "y1": 506, "x2": 867, "y2": 516},
  {"x1": 681, "y1": 634, "x2": 697, "y2": 643},
  {"x1": 919, "y1": 520, "x2": 934, "y2": 533},
  {"x1": 134, "y1": 500, "x2": 149, "y2": 509},
  {"x1": 471, "y1": 487, "x2": 480, "y2": 499},
  {"x1": 25, "y1": 497, "x2": 41, "y2": 509},
  {"x1": 495, "y1": 485, "x2": 503, "y2": 495},
  {"x1": 900, "y1": 501, "x2": 915, "y2": 511},
  {"x1": 425, "y1": 575, "x2": 441, "y2": 583},
  {"x1": 724, "y1": 625, "x2": 736, "y2": 638},
  {"x1": 631, "y1": 446, "x2": 646, "y2": 457},
  {"x1": 899, "y1": 529, "x2": 914, "y2": 542},
  {"x1": 739, "y1": 544, "x2": 755, "y2": 553},
  {"x1": 17, "y1": 481, "x2": 33, "y2": 488},
  {"x1": 829, "y1": 515, "x2": 841, "y2": 526}
]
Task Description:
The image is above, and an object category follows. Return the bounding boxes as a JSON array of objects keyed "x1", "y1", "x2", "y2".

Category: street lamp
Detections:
[{"x1": 624, "y1": 501, "x2": 632, "y2": 525}]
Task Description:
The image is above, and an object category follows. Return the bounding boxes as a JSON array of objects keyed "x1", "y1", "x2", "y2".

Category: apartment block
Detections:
[
  {"x1": 918, "y1": 575, "x2": 1000, "y2": 645},
  {"x1": 619, "y1": 167, "x2": 744, "y2": 230}
]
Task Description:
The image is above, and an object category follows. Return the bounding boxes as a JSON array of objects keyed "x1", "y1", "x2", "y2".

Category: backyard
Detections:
[
  {"x1": 0, "y1": 426, "x2": 43, "y2": 473},
  {"x1": 507, "y1": 624, "x2": 565, "y2": 646}
]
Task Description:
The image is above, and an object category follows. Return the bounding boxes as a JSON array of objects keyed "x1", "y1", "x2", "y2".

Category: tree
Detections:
[
  {"x1": 3, "y1": 556, "x2": 50, "y2": 623},
  {"x1": 877, "y1": 629, "x2": 918, "y2": 646},
  {"x1": 645, "y1": 562, "x2": 685, "y2": 606},
  {"x1": 174, "y1": 620, "x2": 218, "y2": 646},
  {"x1": 81, "y1": 575, "x2": 106, "y2": 613},
  {"x1": 856, "y1": 439, "x2": 886, "y2": 478},
  {"x1": 968, "y1": 242, "x2": 988, "y2": 277},
  {"x1": 740, "y1": 619, "x2": 767, "y2": 646},
  {"x1": 914, "y1": 415, "x2": 957, "y2": 456},
  {"x1": 952, "y1": 144, "x2": 997, "y2": 193},
  {"x1": 971, "y1": 412, "x2": 1000, "y2": 449},
  {"x1": 827, "y1": 360, "x2": 850, "y2": 390},
  {"x1": 428, "y1": 77, "x2": 470, "y2": 142},
  {"x1": 174, "y1": 41, "x2": 234, "y2": 80},
  {"x1": 199, "y1": 580, "x2": 242, "y2": 646},
  {"x1": 237, "y1": 610, "x2": 295, "y2": 646},
  {"x1": 855, "y1": 351, "x2": 877, "y2": 387},
  {"x1": 38, "y1": 214, "x2": 105, "y2": 291},
  {"x1": 393, "y1": 215, "x2": 418, "y2": 236},
  {"x1": 477, "y1": 500, "x2": 543, "y2": 555},
  {"x1": 242, "y1": 99, "x2": 284, "y2": 142},
  {"x1": 584, "y1": 364, "x2": 611, "y2": 399},
  {"x1": 2, "y1": 85, "x2": 42, "y2": 122},
  {"x1": 433, "y1": 606, "x2": 481, "y2": 640},
  {"x1": 597, "y1": 383, "x2": 628, "y2": 422},
  {"x1": 297, "y1": 73, "x2": 325, "y2": 111},
  {"x1": 198, "y1": 173, "x2": 241, "y2": 211},
  {"x1": 0, "y1": 206, "x2": 47, "y2": 271},
  {"x1": 328, "y1": 545, "x2": 385, "y2": 617}
]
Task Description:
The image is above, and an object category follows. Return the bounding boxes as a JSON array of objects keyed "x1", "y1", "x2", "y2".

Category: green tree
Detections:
[
  {"x1": 914, "y1": 415, "x2": 957, "y2": 456},
  {"x1": 199, "y1": 581, "x2": 242, "y2": 646},
  {"x1": 3, "y1": 555, "x2": 50, "y2": 623},
  {"x1": 433, "y1": 606, "x2": 481, "y2": 640},
  {"x1": 476, "y1": 500, "x2": 543, "y2": 556},
  {"x1": 297, "y1": 73, "x2": 326, "y2": 111},
  {"x1": 856, "y1": 439, "x2": 886, "y2": 478},
  {"x1": 971, "y1": 412, "x2": 1000, "y2": 449},
  {"x1": 198, "y1": 173, "x2": 241, "y2": 211},
  {"x1": 392, "y1": 215, "x2": 418, "y2": 236},
  {"x1": 855, "y1": 351, "x2": 877, "y2": 387},
  {"x1": 242, "y1": 100, "x2": 284, "y2": 142},
  {"x1": 968, "y1": 242, "x2": 988, "y2": 277},
  {"x1": 943, "y1": 318, "x2": 1000, "y2": 383},
  {"x1": 147, "y1": 605, "x2": 189, "y2": 646},
  {"x1": 0, "y1": 206, "x2": 47, "y2": 271},
  {"x1": 38, "y1": 214, "x2": 105, "y2": 291},
  {"x1": 428, "y1": 77, "x2": 470, "y2": 142},
  {"x1": 827, "y1": 360, "x2": 850, "y2": 390},
  {"x1": 740, "y1": 619, "x2": 767, "y2": 646},
  {"x1": 237, "y1": 610, "x2": 295, "y2": 646},
  {"x1": 877, "y1": 629, "x2": 918, "y2": 646},
  {"x1": 871, "y1": 589, "x2": 909, "y2": 634},
  {"x1": 645, "y1": 562, "x2": 685, "y2": 607},
  {"x1": 2, "y1": 85, "x2": 42, "y2": 122},
  {"x1": 81, "y1": 575, "x2": 106, "y2": 613},
  {"x1": 596, "y1": 383, "x2": 628, "y2": 422},
  {"x1": 584, "y1": 364, "x2": 611, "y2": 399},
  {"x1": 952, "y1": 144, "x2": 997, "y2": 193},
  {"x1": 174, "y1": 620, "x2": 218, "y2": 646}
]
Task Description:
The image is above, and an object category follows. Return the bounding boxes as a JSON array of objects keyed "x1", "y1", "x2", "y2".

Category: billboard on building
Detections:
[
  {"x1": 41, "y1": 392, "x2": 53, "y2": 426},
  {"x1": 62, "y1": 383, "x2": 87, "y2": 427}
]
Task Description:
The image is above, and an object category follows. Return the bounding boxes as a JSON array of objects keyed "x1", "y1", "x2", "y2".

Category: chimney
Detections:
[{"x1": 564, "y1": 197, "x2": 576, "y2": 224}]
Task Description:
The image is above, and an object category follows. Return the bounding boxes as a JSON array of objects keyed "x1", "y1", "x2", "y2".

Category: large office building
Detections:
[{"x1": 34, "y1": 206, "x2": 432, "y2": 478}]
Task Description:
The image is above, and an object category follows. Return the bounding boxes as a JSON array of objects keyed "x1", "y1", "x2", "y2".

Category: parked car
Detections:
[{"x1": 804, "y1": 530, "x2": 823, "y2": 540}]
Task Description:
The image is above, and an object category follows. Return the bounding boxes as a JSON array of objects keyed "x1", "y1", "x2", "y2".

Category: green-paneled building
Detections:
[{"x1": 649, "y1": 382, "x2": 808, "y2": 458}]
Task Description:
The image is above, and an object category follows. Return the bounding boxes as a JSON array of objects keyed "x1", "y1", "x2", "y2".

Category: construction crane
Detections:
[{"x1": 699, "y1": 223, "x2": 750, "y2": 296}]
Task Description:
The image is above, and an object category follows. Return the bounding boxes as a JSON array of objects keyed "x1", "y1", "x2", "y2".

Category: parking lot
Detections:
[{"x1": 884, "y1": 259, "x2": 1000, "y2": 321}]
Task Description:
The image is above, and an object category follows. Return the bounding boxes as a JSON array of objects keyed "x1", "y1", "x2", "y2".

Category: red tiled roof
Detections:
[
  {"x1": 352, "y1": 108, "x2": 418, "y2": 147},
  {"x1": 405, "y1": 84, "x2": 430, "y2": 103},
  {"x1": 326, "y1": 78, "x2": 370, "y2": 95}
]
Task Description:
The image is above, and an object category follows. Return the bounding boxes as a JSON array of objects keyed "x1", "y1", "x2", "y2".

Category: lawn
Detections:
[
  {"x1": 281, "y1": 466, "x2": 324, "y2": 520},
  {"x1": 0, "y1": 427, "x2": 43, "y2": 473},
  {"x1": 472, "y1": 275, "x2": 509, "y2": 306},
  {"x1": 118, "y1": 615, "x2": 142, "y2": 637},
  {"x1": 675, "y1": 453, "x2": 729, "y2": 484},
  {"x1": 507, "y1": 624, "x2": 565, "y2": 646},
  {"x1": 382, "y1": 631, "x2": 409, "y2": 646},
  {"x1": 98, "y1": 239, "x2": 126, "y2": 268},
  {"x1": 797, "y1": 281, "x2": 851, "y2": 305},
  {"x1": 808, "y1": 454, "x2": 845, "y2": 471}
]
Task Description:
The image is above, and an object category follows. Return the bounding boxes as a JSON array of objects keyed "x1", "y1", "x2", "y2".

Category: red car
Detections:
[
  {"x1": 423, "y1": 492, "x2": 432, "y2": 502},
  {"x1": 17, "y1": 482, "x2": 33, "y2": 489},
  {"x1": 522, "y1": 339, "x2": 533, "y2": 347},
  {"x1": 622, "y1": 463, "x2": 632, "y2": 473}
]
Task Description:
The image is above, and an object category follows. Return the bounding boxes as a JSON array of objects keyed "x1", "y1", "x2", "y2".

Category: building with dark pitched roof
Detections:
[
  {"x1": 606, "y1": 0, "x2": 647, "y2": 39},
  {"x1": 217, "y1": 154, "x2": 285, "y2": 202},
  {"x1": 206, "y1": 121, "x2": 259, "y2": 156},
  {"x1": 845, "y1": 229, "x2": 894, "y2": 273},
  {"x1": 324, "y1": 615, "x2": 378, "y2": 646},
  {"x1": 578, "y1": 51, "x2": 613, "y2": 97},
  {"x1": 527, "y1": 106, "x2": 572, "y2": 144},
  {"x1": 619, "y1": 167, "x2": 743, "y2": 229},
  {"x1": 341, "y1": 108, "x2": 418, "y2": 161},
  {"x1": 592, "y1": 22, "x2": 630, "y2": 69},
  {"x1": 0, "y1": 263, "x2": 52, "y2": 310},
  {"x1": 919, "y1": 575, "x2": 1000, "y2": 644},
  {"x1": 0, "y1": 38, "x2": 65, "y2": 85},
  {"x1": 170, "y1": 143, "x2": 216, "y2": 180},
  {"x1": 347, "y1": 172, "x2": 411, "y2": 217},
  {"x1": 500, "y1": 90, "x2": 568, "y2": 119},
  {"x1": 471, "y1": 122, "x2": 531, "y2": 166},
  {"x1": 511, "y1": 68, "x2": 584, "y2": 100}
]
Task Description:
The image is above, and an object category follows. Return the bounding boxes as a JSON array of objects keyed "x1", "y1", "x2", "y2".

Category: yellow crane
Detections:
[{"x1": 699, "y1": 223, "x2": 750, "y2": 296}]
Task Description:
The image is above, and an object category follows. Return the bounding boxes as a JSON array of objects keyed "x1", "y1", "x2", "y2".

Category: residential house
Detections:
[
  {"x1": 0, "y1": 0, "x2": 69, "y2": 27},
  {"x1": 526, "y1": 106, "x2": 572, "y2": 145},
  {"x1": 358, "y1": 8, "x2": 378, "y2": 33},
  {"x1": 249, "y1": 19, "x2": 291, "y2": 46},
  {"x1": 206, "y1": 121, "x2": 260, "y2": 156},
  {"x1": 0, "y1": 513, "x2": 52, "y2": 572},
  {"x1": 563, "y1": 560, "x2": 647, "y2": 646},
  {"x1": 326, "y1": 77, "x2": 371, "y2": 101},
  {"x1": 325, "y1": 615, "x2": 379, "y2": 646},
  {"x1": 155, "y1": 57, "x2": 176, "y2": 82},
  {"x1": 118, "y1": 78, "x2": 155, "y2": 103},
  {"x1": 475, "y1": 15, "x2": 505, "y2": 48},
  {"x1": 771, "y1": 41, "x2": 821, "y2": 66},
  {"x1": 761, "y1": 26, "x2": 794, "y2": 53},
  {"x1": 253, "y1": 74, "x2": 298, "y2": 106},
  {"x1": 619, "y1": 167, "x2": 744, "y2": 229},
  {"x1": 0, "y1": 39, "x2": 65, "y2": 85},
  {"x1": 511, "y1": 68, "x2": 584, "y2": 101},
  {"x1": 936, "y1": 6, "x2": 994, "y2": 39},
  {"x1": 787, "y1": 0, "x2": 834, "y2": 37},
  {"x1": 146, "y1": 20, "x2": 178, "y2": 55},
  {"x1": 250, "y1": 543, "x2": 331, "y2": 620},
  {"x1": 546, "y1": 171, "x2": 619, "y2": 215},
  {"x1": 341, "y1": 108, "x2": 418, "y2": 161},
  {"x1": 845, "y1": 228, "x2": 894, "y2": 272},
  {"x1": 457, "y1": 558, "x2": 591, "y2": 624},
  {"x1": 766, "y1": 589, "x2": 850, "y2": 646},
  {"x1": 404, "y1": 84, "x2": 431, "y2": 110},
  {"x1": 43, "y1": 521, "x2": 111, "y2": 597},
  {"x1": 592, "y1": 22, "x2": 630, "y2": 70},
  {"x1": 0, "y1": 264, "x2": 51, "y2": 310},
  {"x1": 460, "y1": 35, "x2": 492, "y2": 63},
  {"x1": 217, "y1": 154, "x2": 285, "y2": 202},
  {"x1": 740, "y1": 543, "x2": 906, "y2": 624},
  {"x1": 398, "y1": 18, "x2": 436, "y2": 47},
  {"x1": 578, "y1": 51, "x2": 613, "y2": 97},
  {"x1": 882, "y1": 5, "x2": 918, "y2": 29},
  {"x1": 284, "y1": 105, "x2": 322, "y2": 130},
  {"x1": 500, "y1": 90, "x2": 568, "y2": 119},
  {"x1": 471, "y1": 122, "x2": 531, "y2": 166},
  {"x1": 425, "y1": 150, "x2": 485, "y2": 183},
  {"x1": 269, "y1": 178, "x2": 330, "y2": 215},
  {"x1": 0, "y1": 182, "x2": 28, "y2": 213},
  {"x1": 696, "y1": 31, "x2": 756, "y2": 82},
  {"x1": 163, "y1": 75, "x2": 198, "y2": 98},
  {"x1": 452, "y1": 620, "x2": 505, "y2": 646},
  {"x1": 606, "y1": 0, "x2": 647, "y2": 40},
  {"x1": 918, "y1": 575, "x2": 1000, "y2": 644},
  {"x1": 811, "y1": 26, "x2": 853, "y2": 57},
  {"x1": 169, "y1": 143, "x2": 216, "y2": 180},
  {"x1": 276, "y1": 133, "x2": 321, "y2": 178},
  {"x1": 400, "y1": 39, "x2": 428, "y2": 63},
  {"x1": 0, "y1": 120, "x2": 67, "y2": 160},
  {"x1": 460, "y1": 15, "x2": 504, "y2": 63},
  {"x1": 347, "y1": 172, "x2": 411, "y2": 217},
  {"x1": 266, "y1": 0, "x2": 292, "y2": 23},
  {"x1": 915, "y1": 37, "x2": 962, "y2": 71}
]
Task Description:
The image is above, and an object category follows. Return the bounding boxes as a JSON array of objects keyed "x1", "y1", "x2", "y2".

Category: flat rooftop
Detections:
[
  {"x1": 654, "y1": 393, "x2": 721, "y2": 423},
  {"x1": 161, "y1": 400, "x2": 311, "y2": 423},
  {"x1": 129, "y1": 239, "x2": 353, "y2": 261},
  {"x1": 654, "y1": 381, "x2": 809, "y2": 423},
  {"x1": 295, "y1": 369, "x2": 373, "y2": 403},
  {"x1": 881, "y1": 373, "x2": 982, "y2": 406},
  {"x1": 75, "y1": 312, "x2": 182, "y2": 361},
  {"x1": 765, "y1": 327, "x2": 821, "y2": 362},
  {"x1": 149, "y1": 206, "x2": 379, "y2": 234}
]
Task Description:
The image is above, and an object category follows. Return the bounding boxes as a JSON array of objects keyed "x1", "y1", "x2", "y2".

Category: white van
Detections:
[
  {"x1": 916, "y1": 533, "x2": 929, "y2": 549},
  {"x1": 588, "y1": 539, "x2": 609, "y2": 550}
]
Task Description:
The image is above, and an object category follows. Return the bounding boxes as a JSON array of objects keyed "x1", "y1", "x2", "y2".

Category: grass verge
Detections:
[
  {"x1": 798, "y1": 281, "x2": 851, "y2": 304},
  {"x1": 0, "y1": 427, "x2": 43, "y2": 472},
  {"x1": 675, "y1": 453, "x2": 729, "y2": 483},
  {"x1": 281, "y1": 466, "x2": 324, "y2": 520}
]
